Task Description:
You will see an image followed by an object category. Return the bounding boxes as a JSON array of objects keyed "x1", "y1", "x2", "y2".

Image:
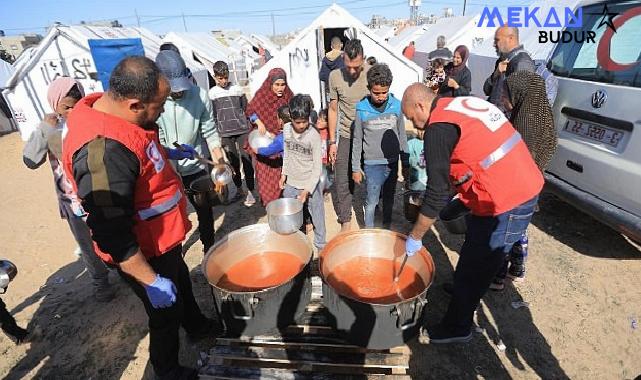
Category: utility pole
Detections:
[
  {"x1": 462, "y1": 0, "x2": 467, "y2": 16},
  {"x1": 182, "y1": 13, "x2": 188, "y2": 32},
  {"x1": 134, "y1": 9, "x2": 141, "y2": 27},
  {"x1": 271, "y1": 12, "x2": 276, "y2": 37}
]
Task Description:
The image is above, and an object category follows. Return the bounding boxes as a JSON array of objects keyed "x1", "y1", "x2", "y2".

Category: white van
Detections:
[{"x1": 546, "y1": 0, "x2": 641, "y2": 242}]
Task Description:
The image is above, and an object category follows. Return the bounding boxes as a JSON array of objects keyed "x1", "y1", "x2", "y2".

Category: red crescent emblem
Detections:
[
  {"x1": 596, "y1": 6, "x2": 641, "y2": 72},
  {"x1": 461, "y1": 98, "x2": 489, "y2": 112}
]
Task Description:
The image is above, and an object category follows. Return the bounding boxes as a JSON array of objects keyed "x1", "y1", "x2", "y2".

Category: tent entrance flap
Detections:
[{"x1": 88, "y1": 38, "x2": 145, "y2": 90}]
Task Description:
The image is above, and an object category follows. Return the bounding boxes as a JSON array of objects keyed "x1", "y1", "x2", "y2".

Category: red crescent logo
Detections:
[
  {"x1": 596, "y1": 6, "x2": 641, "y2": 72},
  {"x1": 461, "y1": 98, "x2": 489, "y2": 112}
]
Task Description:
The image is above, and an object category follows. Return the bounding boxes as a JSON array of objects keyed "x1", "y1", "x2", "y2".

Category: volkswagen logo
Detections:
[{"x1": 592, "y1": 90, "x2": 607, "y2": 108}]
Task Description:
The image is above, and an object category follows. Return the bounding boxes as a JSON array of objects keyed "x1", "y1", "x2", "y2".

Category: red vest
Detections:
[
  {"x1": 62, "y1": 93, "x2": 191, "y2": 263},
  {"x1": 429, "y1": 97, "x2": 543, "y2": 216}
]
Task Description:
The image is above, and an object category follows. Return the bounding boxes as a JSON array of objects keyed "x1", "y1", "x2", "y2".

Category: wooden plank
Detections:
[
  {"x1": 199, "y1": 365, "x2": 412, "y2": 380},
  {"x1": 209, "y1": 355, "x2": 406, "y2": 375},
  {"x1": 209, "y1": 346, "x2": 409, "y2": 368},
  {"x1": 215, "y1": 338, "x2": 411, "y2": 356}
]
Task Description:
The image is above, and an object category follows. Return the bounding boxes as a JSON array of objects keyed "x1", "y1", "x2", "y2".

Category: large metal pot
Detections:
[
  {"x1": 266, "y1": 198, "x2": 304, "y2": 235},
  {"x1": 320, "y1": 229, "x2": 435, "y2": 349},
  {"x1": 189, "y1": 176, "x2": 228, "y2": 207},
  {"x1": 202, "y1": 224, "x2": 313, "y2": 337},
  {"x1": 0, "y1": 260, "x2": 18, "y2": 292}
]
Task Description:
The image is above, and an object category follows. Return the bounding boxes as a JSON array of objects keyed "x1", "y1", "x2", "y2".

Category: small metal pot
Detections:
[
  {"x1": 0, "y1": 260, "x2": 18, "y2": 292},
  {"x1": 266, "y1": 198, "x2": 304, "y2": 235},
  {"x1": 403, "y1": 190, "x2": 424, "y2": 223},
  {"x1": 202, "y1": 224, "x2": 313, "y2": 337},
  {"x1": 318, "y1": 166, "x2": 333, "y2": 193},
  {"x1": 189, "y1": 176, "x2": 227, "y2": 208},
  {"x1": 211, "y1": 163, "x2": 234, "y2": 186},
  {"x1": 320, "y1": 230, "x2": 435, "y2": 349},
  {"x1": 248, "y1": 130, "x2": 274, "y2": 151},
  {"x1": 439, "y1": 197, "x2": 470, "y2": 234}
]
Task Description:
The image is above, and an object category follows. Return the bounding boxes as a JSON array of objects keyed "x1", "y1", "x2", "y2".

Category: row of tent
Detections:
[
  {"x1": 3, "y1": 1, "x2": 579, "y2": 140},
  {"x1": 380, "y1": 0, "x2": 582, "y2": 95},
  {"x1": 1, "y1": 25, "x2": 276, "y2": 140}
]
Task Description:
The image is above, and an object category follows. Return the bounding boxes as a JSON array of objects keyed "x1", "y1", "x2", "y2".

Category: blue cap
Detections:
[{"x1": 155, "y1": 50, "x2": 192, "y2": 92}]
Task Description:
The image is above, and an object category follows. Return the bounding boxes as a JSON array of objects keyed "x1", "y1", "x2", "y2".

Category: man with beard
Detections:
[
  {"x1": 62, "y1": 56, "x2": 215, "y2": 380},
  {"x1": 483, "y1": 26, "x2": 534, "y2": 113},
  {"x1": 327, "y1": 38, "x2": 369, "y2": 232}
]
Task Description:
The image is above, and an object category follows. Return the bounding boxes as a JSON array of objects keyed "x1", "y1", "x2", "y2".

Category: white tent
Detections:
[
  {"x1": 467, "y1": 0, "x2": 583, "y2": 95},
  {"x1": 0, "y1": 59, "x2": 15, "y2": 134},
  {"x1": 2, "y1": 25, "x2": 208, "y2": 140},
  {"x1": 414, "y1": 16, "x2": 493, "y2": 56},
  {"x1": 162, "y1": 32, "x2": 253, "y2": 85},
  {"x1": 249, "y1": 4, "x2": 423, "y2": 110},
  {"x1": 388, "y1": 25, "x2": 431, "y2": 52},
  {"x1": 371, "y1": 25, "x2": 397, "y2": 41}
]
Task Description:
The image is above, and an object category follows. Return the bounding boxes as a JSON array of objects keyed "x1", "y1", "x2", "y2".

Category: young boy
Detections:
[
  {"x1": 209, "y1": 60, "x2": 256, "y2": 206},
  {"x1": 352, "y1": 63, "x2": 409, "y2": 229},
  {"x1": 407, "y1": 129, "x2": 427, "y2": 192},
  {"x1": 280, "y1": 94, "x2": 326, "y2": 251}
]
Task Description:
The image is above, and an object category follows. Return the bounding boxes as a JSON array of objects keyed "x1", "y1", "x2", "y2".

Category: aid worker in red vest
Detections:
[
  {"x1": 401, "y1": 83, "x2": 543, "y2": 344},
  {"x1": 62, "y1": 56, "x2": 214, "y2": 380}
]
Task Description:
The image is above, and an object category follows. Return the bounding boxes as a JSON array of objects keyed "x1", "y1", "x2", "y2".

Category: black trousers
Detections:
[
  {"x1": 182, "y1": 171, "x2": 216, "y2": 252},
  {"x1": 0, "y1": 298, "x2": 23, "y2": 338},
  {"x1": 330, "y1": 135, "x2": 354, "y2": 224},
  {"x1": 118, "y1": 246, "x2": 207, "y2": 377},
  {"x1": 221, "y1": 133, "x2": 255, "y2": 192}
]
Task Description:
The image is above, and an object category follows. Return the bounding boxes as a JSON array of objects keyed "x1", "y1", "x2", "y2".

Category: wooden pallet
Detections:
[{"x1": 199, "y1": 276, "x2": 411, "y2": 379}]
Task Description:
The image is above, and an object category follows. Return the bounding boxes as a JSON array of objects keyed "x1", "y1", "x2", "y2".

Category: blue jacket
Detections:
[
  {"x1": 257, "y1": 133, "x2": 284, "y2": 156},
  {"x1": 352, "y1": 95, "x2": 409, "y2": 172}
]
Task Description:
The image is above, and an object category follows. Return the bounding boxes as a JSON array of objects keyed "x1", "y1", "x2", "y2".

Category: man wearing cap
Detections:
[{"x1": 155, "y1": 50, "x2": 224, "y2": 253}]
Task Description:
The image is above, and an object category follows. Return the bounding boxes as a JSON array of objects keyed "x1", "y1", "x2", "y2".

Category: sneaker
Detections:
[
  {"x1": 244, "y1": 192, "x2": 256, "y2": 207},
  {"x1": 4, "y1": 324, "x2": 28, "y2": 345},
  {"x1": 428, "y1": 324, "x2": 473, "y2": 344},
  {"x1": 507, "y1": 263, "x2": 526, "y2": 282},
  {"x1": 93, "y1": 280, "x2": 115, "y2": 302},
  {"x1": 73, "y1": 246, "x2": 83, "y2": 257},
  {"x1": 489, "y1": 277, "x2": 505, "y2": 291}
]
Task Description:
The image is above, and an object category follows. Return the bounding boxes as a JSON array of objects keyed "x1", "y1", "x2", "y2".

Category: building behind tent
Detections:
[{"x1": 249, "y1": 4, "x2": 423, "y2": 111}]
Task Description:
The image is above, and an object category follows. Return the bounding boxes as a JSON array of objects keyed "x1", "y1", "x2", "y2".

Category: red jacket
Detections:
[
  {"x1": 429, "y1": 97, "x2": 543, "y2": 216},
  {"x1": 62, "y1": 93, "x2": 191, "y2": 263}
]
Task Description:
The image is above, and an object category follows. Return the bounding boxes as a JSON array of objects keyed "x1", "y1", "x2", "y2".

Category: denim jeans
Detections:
[
  {"x1": 441, "y1": 195, "x2": 539, "y2": 333},
  {"x1": 283, "y1": 184, "x2": 326, "y2": 250},
  {"x1": 363, "y1": 162, "x2": 398, "y2": 228}
]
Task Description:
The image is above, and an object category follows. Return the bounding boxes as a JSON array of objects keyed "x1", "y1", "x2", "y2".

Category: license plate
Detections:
[{"x1": 564, "y1": 119, "x2": 625, "y2": 148}]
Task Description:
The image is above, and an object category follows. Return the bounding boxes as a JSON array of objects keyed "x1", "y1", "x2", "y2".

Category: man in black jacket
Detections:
[{"x1": 483, "y1": 26, "x2": 534, "y2": 113}]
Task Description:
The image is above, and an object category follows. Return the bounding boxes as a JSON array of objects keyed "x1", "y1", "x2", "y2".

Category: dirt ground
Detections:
[{"x1": 1, "y1": 130, "x2": 640, "y2": 380}]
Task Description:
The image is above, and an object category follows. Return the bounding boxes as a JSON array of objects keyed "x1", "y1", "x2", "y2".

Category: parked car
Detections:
[{"x1": 545, "y1": 0, "x2": 641, "y2": 243}]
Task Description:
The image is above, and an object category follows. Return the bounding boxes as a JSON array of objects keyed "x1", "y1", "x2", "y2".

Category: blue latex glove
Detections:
[
  {"x1": 144, "y1": 275, "x2": 177, "y2": 309},
  {"x1": 405, "y1": 236, "x2": 423, "y2": 257},
  {"x1": 166, "y1": 144, "x2": 197, "y2": 160}
]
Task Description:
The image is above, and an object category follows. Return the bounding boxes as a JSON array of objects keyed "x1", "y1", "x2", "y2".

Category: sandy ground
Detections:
[{"x1": 0, "y1": 130, "x2": 640, "y2": 380}]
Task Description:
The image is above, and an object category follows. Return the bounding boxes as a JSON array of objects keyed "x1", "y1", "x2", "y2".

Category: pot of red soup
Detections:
[
  {"x1": 202, "y1": 224, "x2": 312, "y2": 337},
  {"x1": 320, "y1": 229, "x2": 435, "y2": 349}
]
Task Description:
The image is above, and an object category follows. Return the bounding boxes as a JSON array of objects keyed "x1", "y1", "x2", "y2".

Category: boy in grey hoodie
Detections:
[{"x1": 280, "y1": 95, "x2": 326, "y2": 251}]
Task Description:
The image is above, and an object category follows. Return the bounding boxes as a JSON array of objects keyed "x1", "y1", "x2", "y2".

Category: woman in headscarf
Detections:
[
  {"x1": 245, "y1": 68, "x2": 294, "y2": 206},
  {"x1": 490, "y1": 70, "x2": 558, "y2": 290},
  {"x1": 440, "y1": 45, "x2": 472, "y2": 97},
  {"x1": 22, "y1": 77, "x2": 114, "y2": 301}
]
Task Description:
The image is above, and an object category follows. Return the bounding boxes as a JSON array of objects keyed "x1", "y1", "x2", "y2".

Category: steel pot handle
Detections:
[
  {"x1": 226, "y1": 295, "x2": 260, "y2": 321},
  {"x1": 392, "y1": 298, "x2": 427, "y2": 331}
]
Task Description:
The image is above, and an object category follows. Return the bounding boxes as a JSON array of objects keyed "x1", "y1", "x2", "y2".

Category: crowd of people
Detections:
[{"x1": 0, "y1": 24, "x2": 559, "y2": 380}]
